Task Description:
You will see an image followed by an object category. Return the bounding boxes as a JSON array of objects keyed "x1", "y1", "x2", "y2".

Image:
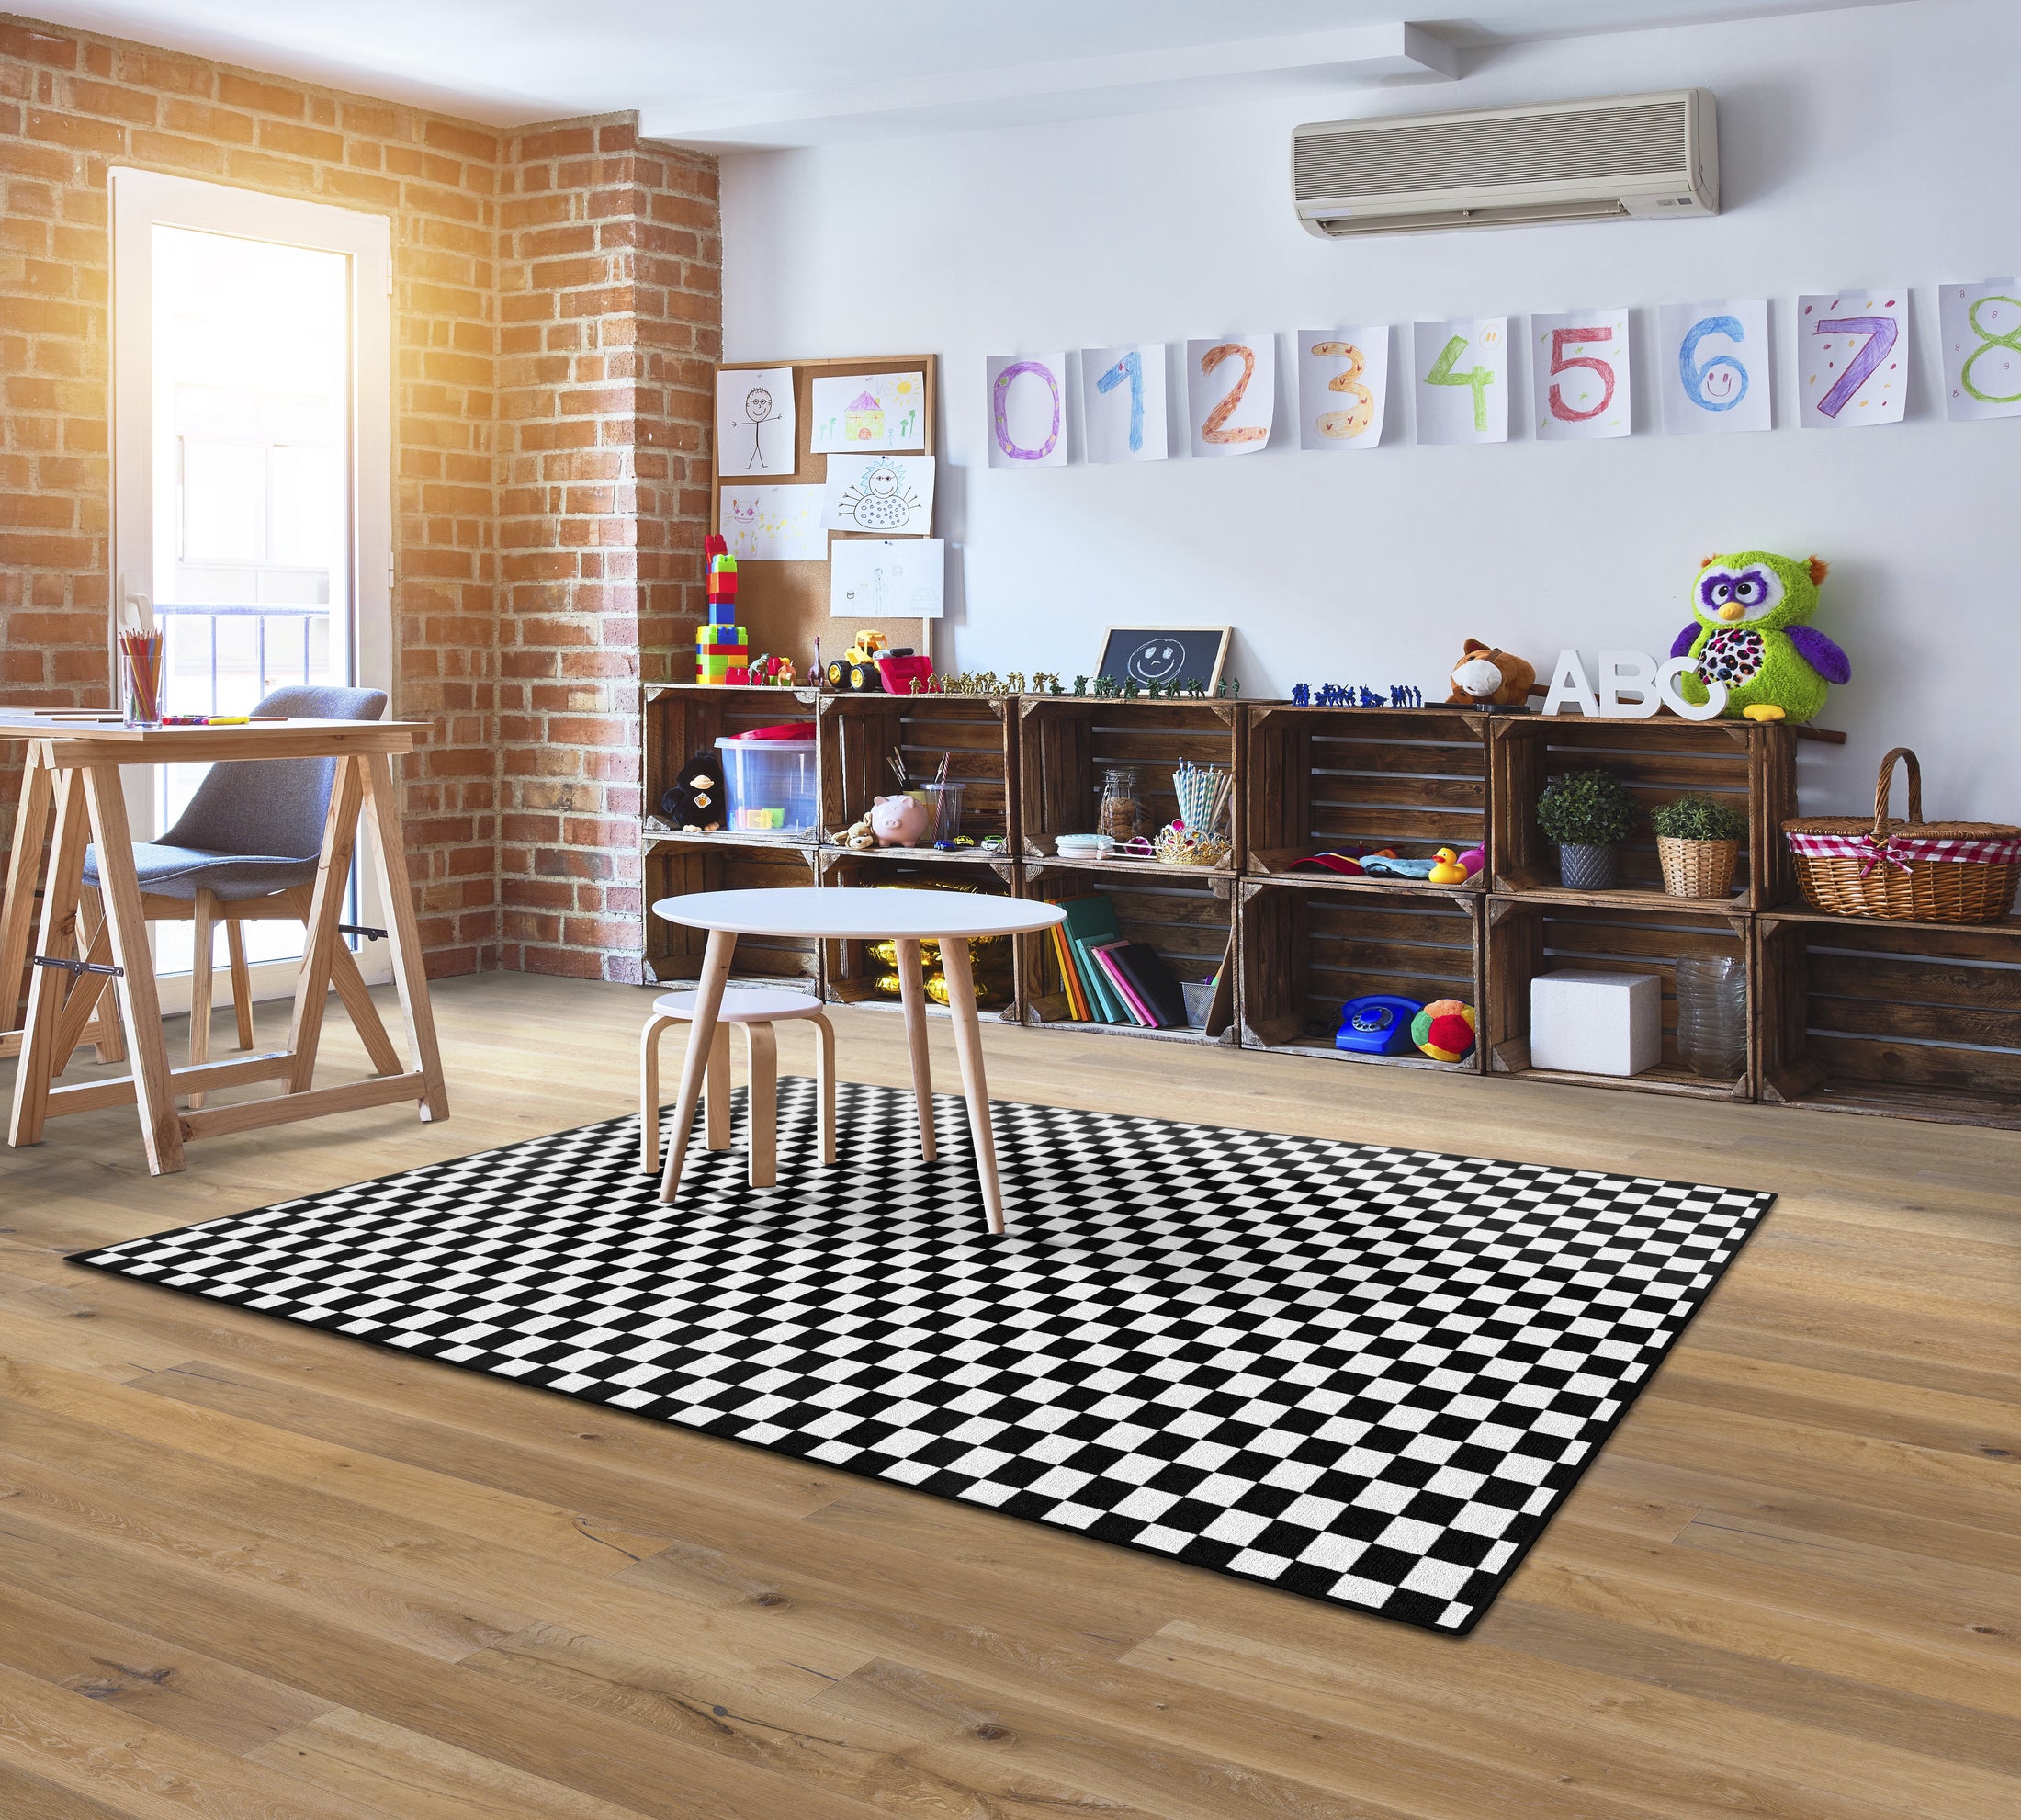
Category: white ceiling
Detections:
[{"x1": 28, "y1": 1, "x2": 1915, "y2": 144}]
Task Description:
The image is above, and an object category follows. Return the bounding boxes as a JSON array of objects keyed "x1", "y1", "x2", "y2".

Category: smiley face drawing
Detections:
[
  {"x1": 1127, "y1": 637, "x2": 1185, "y2": 683},
  {"x1": 834, "y1": 459, "x2": 921, "y2": 532}
]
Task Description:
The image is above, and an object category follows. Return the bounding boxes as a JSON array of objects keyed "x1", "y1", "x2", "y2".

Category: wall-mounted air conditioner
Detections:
[{"x1": 1293, "y1": 89, "x2": 1717, "y2": 237}]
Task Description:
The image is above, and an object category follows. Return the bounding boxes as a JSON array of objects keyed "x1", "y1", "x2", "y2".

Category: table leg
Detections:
[
  {"x1": 79, "y1": 763, "x2": 183, "y2": 1174},
  {"x1": 895, "y1": 937, "x2": 936, "y2": 1161},
  {"x1": 703, "y1": 1023, "x2": 731, "y2": 1149},
  {"x1": 9, "y1": 765, "x2": 90, "y2": 1148},
  {"x1": 659, "y1": 929, "x2": 735, "y2": 1203},
  {"x1": 937, "y1": 940, "x2": 1005, "y2": 1235},
  {"x1": 284, "y1": 755, "x2": 364, "y2": 1094},
  {"x1": 81, "y1": 888, "x2": 125, "y2": 1064},
  {"x1": 742, "y1": 1021, "x2": 777, "y2": 1190},
  {"x1": 357, "y1": 751, "x2": 448, "y2": 1122},
  {"x1": 0, "y1": 739, "x2": 53, "y2": 1052}
]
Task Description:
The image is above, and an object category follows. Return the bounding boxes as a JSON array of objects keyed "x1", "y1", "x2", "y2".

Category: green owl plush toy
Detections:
[{"x1": 1670, "y1": 550, "x2": 1849, "y2": 724}]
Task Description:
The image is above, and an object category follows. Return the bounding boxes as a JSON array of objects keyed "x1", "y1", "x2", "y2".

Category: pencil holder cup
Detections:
[{"x1": 121, "y1": 631, "x2": 165, "y2": 726}]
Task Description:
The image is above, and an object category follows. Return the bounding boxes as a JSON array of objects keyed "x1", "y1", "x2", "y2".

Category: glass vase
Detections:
[{"x1": 1674, "y1": 955, "x2": 1747, "y2": 1078}]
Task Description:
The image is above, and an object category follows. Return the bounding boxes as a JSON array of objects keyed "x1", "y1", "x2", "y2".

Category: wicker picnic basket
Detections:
[{"x1": 1784, "y1": 747, "x2": 2021, "y2": 922}]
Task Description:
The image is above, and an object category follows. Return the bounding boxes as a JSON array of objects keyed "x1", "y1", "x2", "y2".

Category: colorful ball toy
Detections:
[{"x1": 1411, "y1": 999, "x2": 1477, "y2": 1063}]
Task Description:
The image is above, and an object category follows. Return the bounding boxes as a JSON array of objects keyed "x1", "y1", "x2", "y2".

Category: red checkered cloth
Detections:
[{"x1": 1787, "y1": 830, "x2": 2021, "y2": 876}]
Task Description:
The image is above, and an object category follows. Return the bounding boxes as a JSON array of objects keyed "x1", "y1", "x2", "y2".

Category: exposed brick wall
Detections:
[
  {"x1": 0, "y1": 14, "x2": 721, "y2": 982},
  {"x1": 494, "y1": 119, "x2": 717, "y2": 983}
]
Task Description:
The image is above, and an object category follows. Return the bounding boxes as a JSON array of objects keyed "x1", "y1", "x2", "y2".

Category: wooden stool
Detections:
[{"x1": 640, "y1": 987, "x2": 836, "y2": 1189}]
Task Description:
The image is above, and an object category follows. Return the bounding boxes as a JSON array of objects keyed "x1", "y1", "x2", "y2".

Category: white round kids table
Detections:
[{"x1": 650, "y1": 887, "x2": 1067, "y2": 1232}]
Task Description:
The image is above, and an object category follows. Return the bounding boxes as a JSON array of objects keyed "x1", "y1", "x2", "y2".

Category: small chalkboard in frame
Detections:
[{"x1": 1095, "y1": 627, "x2": 1232, "y2": 694}]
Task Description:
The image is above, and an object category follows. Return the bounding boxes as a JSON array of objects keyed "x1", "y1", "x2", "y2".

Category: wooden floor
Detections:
[{"x1": 1, "y1": 971, "x2": 2017, "y2": 1820}]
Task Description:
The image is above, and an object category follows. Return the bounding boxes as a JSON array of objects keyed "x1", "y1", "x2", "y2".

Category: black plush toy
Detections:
[{"x1": 660, "y1": 749, "x2": 727, "y2": 831}]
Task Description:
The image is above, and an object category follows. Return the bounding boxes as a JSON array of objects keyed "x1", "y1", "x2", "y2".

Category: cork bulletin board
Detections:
[{"x1": 709, "y1": 353, "x2": 941, "y2": 679}]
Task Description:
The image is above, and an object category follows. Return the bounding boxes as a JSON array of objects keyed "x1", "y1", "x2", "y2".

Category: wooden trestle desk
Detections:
[{"x1": 0, "y1": 717, "x2": 447, "y2": 1174}]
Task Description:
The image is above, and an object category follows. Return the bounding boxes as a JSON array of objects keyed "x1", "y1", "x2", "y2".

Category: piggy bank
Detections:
[{"x1": 870, "y1": 793, "x2": 931, "y2": 847}]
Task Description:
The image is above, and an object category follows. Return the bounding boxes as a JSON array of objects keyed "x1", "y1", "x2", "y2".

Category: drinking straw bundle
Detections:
[{"x1": 1172, "y1": 759, "x2": 1231, "y2": 837}]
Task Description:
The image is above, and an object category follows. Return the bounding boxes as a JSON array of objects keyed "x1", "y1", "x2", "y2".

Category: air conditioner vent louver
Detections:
[
  {"x1": 1294, "y1": 101, "x2": 1686, "y2": 200},
  {"x1": 1293, "y1": 90, "x2": 1715, "y2": 237}
]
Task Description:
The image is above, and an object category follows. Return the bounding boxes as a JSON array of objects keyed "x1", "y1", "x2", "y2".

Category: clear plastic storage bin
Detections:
[{"x1": 715, "y1": 734, "x2": 817, "y2": 835}]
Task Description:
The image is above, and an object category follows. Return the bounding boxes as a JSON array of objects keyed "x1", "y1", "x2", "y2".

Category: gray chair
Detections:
[{"x1": 85, "y1": 684, "x2": 389, "y2": 1101}]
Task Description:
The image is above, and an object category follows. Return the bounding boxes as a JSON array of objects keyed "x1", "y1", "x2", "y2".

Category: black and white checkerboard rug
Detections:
[{"x1": 71, "y1": 1080, "x2": 1772, "y2": 1634}]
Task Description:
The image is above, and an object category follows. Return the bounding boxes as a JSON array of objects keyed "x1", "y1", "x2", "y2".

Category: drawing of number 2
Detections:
[
  {"x1": 1200, "y1": 344, "x2": 1267, "y2": 444},
  {"x1": 1311, "y1": 341, "x2": 1372, "y2": 439}
]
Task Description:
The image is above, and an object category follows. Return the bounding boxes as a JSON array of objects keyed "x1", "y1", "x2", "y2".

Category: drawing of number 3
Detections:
[{"x1": 1311, "y1": 341, "x2": 1373, "y2": 439}]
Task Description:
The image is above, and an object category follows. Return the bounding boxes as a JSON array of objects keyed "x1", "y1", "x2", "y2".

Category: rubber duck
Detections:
[{"x1": 1428, "y1": 847, "x2": 1469, "y2": 885}]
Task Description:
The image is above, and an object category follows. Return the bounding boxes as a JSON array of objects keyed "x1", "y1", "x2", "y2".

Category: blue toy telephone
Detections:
[{"x1": 1335, "y1": 994, "x2": 1425, "y2": 1056}]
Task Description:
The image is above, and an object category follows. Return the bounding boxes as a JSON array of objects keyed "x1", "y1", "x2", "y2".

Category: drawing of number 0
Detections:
[{"x1": 992, "y1": 361, "x2": 1061, "y2": 460}]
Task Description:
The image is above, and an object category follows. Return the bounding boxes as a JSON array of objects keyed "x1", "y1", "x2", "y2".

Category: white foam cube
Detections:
[{"x1": 1530, "y1": 969, "x2": 1662, "y2": 1077}]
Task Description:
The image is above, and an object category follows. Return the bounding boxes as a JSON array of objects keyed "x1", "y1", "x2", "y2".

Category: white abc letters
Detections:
[{"x1": 1545, "y1": 650, "x2": 1729, "y2": 720}]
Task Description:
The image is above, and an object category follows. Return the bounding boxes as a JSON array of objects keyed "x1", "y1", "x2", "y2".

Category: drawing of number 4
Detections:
[{"x1": 1427, "y1": 333, "x2": 1494, "y2": 431}]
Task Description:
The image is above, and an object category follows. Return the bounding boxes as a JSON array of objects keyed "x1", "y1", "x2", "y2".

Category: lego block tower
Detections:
[{"x1": 696, "y1": 534, "x2": 749, "y2": 685}]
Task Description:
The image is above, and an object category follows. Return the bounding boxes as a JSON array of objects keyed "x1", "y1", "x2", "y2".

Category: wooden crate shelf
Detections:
[
  {"x1": 1757, "y1": 910, "x2": 2021, "y2": 1129},
  {"x1": 1246, "y1": 705, "x2": 1490, "y2": 888},
  {"x1": 642, "y1": 835, "x2": 821, "y2": 987},
  {"x1": 815, "y1": 848, "x2": 1021, "y2": 1022},
  {"x1": 641, "y1": 683, "x2": 819, "y2": 837},
  {"x1": 1017, "y1": 859, "x2": 1236, "y2": 1044},
  {"x1": 1239, "y1": 878, "x2": 1484, "y2": 1071},
  {"x1": 1019, "y1": 698, "x2": 1241, "y2": 872},
  {"x1": 1489, "y1": 715, "x2": 1796, "y2": 910},
  {"x1": 819, "y1": 694, "x2": 1017, "y2": 851},
  {"x1": 1484, "y1": 898, "x2": 1754, "y2": 1100}
]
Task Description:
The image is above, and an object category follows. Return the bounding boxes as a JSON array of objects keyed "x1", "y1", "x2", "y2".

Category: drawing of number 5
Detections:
[
  {"x1": 1546, "y1": 325, "x2": 1616, "y2": 422},
  {"x1": 1199, "y1": 344, "x2": 1267, "y2": 444},
  {"x1": 1311, "y1": 341, "x2": 1373, "y2": 439}
]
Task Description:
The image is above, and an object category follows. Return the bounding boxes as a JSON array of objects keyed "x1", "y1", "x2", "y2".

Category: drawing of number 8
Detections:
[{"x1": 1311, "y1": 341, "x2": 1373, "y2": 440}]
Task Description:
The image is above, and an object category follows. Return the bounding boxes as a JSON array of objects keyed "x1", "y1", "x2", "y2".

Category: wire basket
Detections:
[{"x1": 1784, "y1": 748, "x2": 2020, "y2": 922}]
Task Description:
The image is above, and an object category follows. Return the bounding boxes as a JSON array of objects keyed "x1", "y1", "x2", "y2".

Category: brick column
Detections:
[{"x1": 496, "y1": 118, "x2": 718, "y2": 982}]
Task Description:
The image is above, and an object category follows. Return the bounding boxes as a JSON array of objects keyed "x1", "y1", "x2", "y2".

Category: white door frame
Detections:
[{"x1": 109, "y1": 167, "x2": 395, "y2": 1008}]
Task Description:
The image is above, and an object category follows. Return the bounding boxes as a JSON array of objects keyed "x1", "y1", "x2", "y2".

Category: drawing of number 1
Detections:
[
  {"x1": 993, "y1": 361, "x2": 1061, "y2": 460},
  {"x1": 1427, "y1": 333, "x2": 1493, "y2": 431},
  {"x1": 1096, "y1": 349, "x2": 1144, "y2": 453}
]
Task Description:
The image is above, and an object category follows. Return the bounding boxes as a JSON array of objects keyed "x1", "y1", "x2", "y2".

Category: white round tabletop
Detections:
[{"x1": 651, "y1": 886, "x2": 1065, "y2": 941}]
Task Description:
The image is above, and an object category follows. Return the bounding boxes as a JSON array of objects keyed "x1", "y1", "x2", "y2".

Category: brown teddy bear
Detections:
[{"x1": 1447, "y1": 639, "x2": 1537, "y2": 709}]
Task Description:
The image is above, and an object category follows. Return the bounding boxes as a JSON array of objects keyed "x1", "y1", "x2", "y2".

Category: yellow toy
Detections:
[
  {"x1": 1427, "y1": 847, "x2": 1469, "y2": 885},
  {"x1": 825, "y1": 629, "x2": 891, "y2": 693}
]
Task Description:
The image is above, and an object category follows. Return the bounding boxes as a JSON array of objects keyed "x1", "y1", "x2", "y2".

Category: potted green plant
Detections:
[
  {"x1": 1651, "y1": 794, "x2": 1747, "y2": 899},
  {"x1": 1537, "y1": 767, "x2": 1638, "y2": 889}
]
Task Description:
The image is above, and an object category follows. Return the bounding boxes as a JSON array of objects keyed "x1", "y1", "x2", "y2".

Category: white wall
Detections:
[{"x1": 723, "y1": 0, "x2": 2019, "y2": 817}]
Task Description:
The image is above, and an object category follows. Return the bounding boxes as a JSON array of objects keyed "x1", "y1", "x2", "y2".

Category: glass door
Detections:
[{"x1": 110, "y1": 171, "x2": 393, "y2": 1010}]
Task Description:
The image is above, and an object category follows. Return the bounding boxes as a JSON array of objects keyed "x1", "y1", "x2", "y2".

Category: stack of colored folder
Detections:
[{"x1": 1044, "y1": 895, "x2": 1189, "y2": 1028}]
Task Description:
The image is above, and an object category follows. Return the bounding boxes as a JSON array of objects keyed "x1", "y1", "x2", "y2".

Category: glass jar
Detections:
[
  {"x1": 1096, "y1": 765, "x2": 1142, "y2": 843},
  {"x1": 1674, "y1": 955, "x2": 1747, "y2": 1077}
]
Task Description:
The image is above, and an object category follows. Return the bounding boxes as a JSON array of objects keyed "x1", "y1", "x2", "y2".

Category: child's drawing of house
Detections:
[{"x1": 844, "y1": 390, "x2": 884, "y2": 442}]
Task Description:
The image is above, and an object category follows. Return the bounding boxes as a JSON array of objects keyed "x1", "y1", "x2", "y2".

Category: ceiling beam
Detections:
[{"x1": 648, "y1": 22, "x2": 1459, "y2": 149}]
